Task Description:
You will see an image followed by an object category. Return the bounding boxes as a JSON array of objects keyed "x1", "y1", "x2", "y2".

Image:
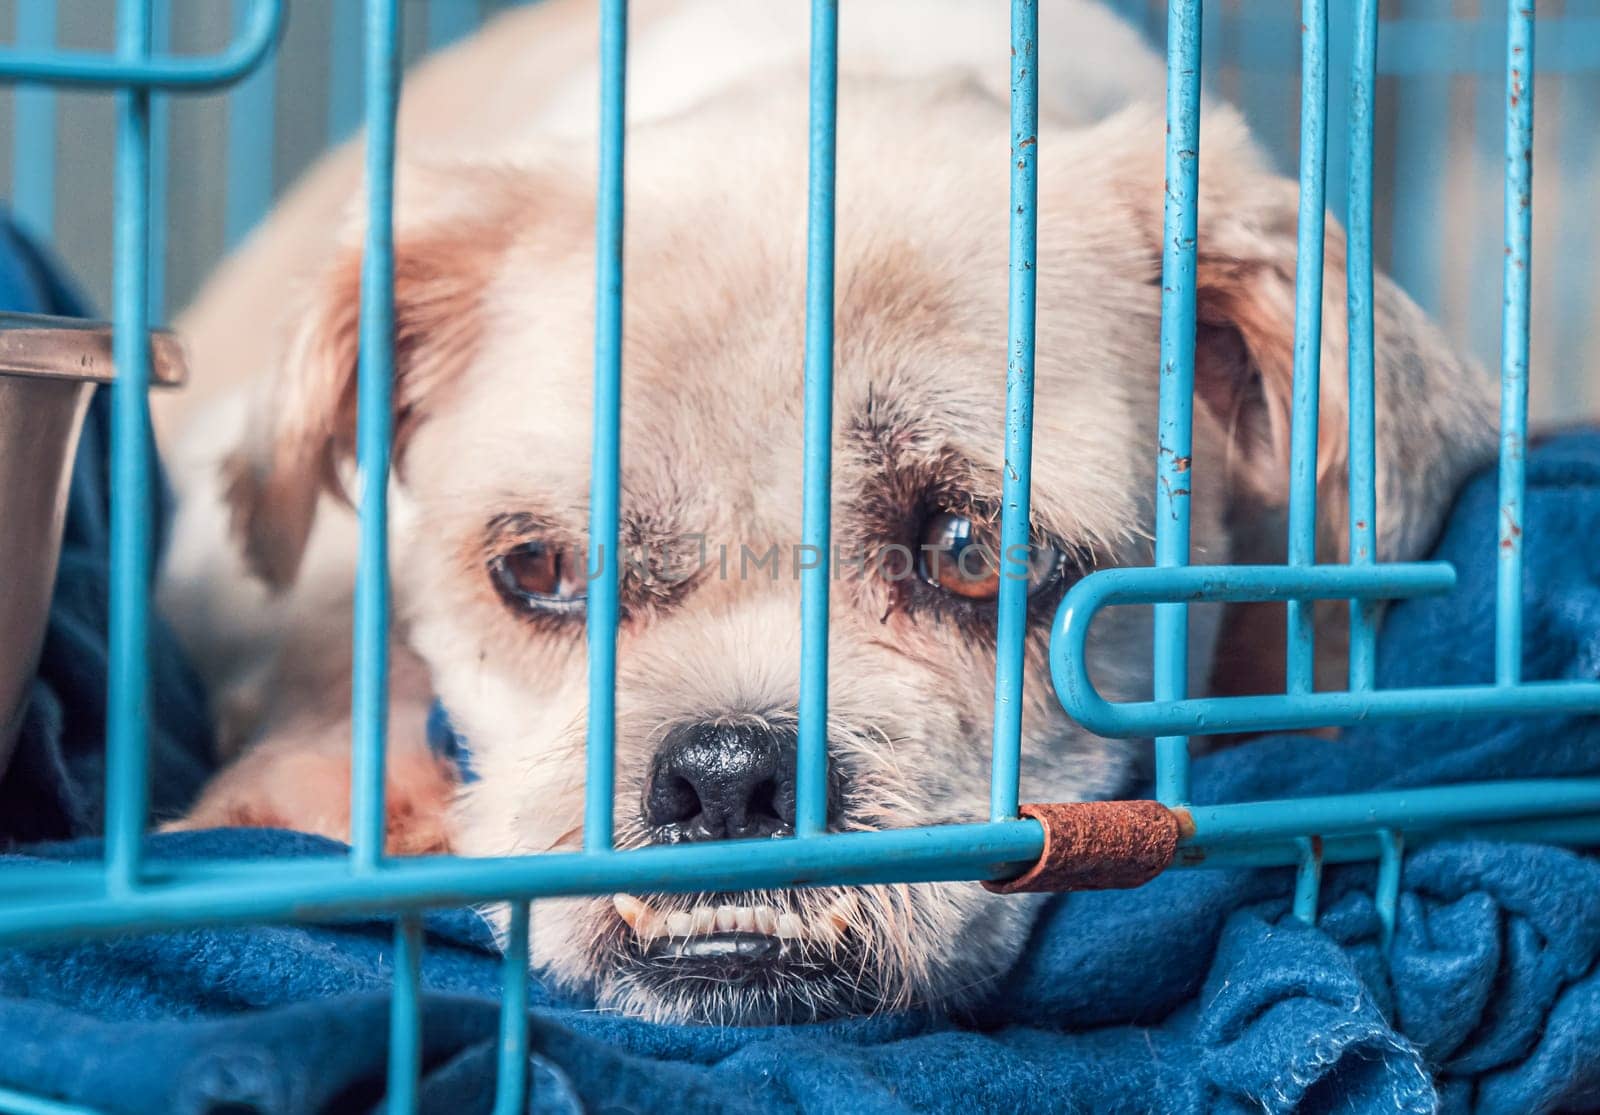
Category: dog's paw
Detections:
[{"x1": 165, "y1": 730, "x2": 457, "y2": 856}]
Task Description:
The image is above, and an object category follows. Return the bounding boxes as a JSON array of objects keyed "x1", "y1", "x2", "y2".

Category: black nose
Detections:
[{"x1": 644, "y1": 722, "x2": 798, "y2": 841}]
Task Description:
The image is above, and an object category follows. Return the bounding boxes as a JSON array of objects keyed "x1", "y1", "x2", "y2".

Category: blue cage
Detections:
[{"x1": 0, "y1": 0, "x2": 1598, "y2": 1111}]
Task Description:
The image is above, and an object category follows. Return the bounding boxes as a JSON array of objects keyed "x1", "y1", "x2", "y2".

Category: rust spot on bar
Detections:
[{"x1": 983, "y1": 801, "x2": 1183, "y2": 894}]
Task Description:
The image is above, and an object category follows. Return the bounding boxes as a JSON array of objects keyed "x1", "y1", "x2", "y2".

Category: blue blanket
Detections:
[{"x1": 2, "y1": 214, "x2": 1599, "y2": 1113}]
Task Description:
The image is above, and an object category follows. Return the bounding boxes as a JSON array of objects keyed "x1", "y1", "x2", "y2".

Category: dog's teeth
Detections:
[
  {"x1": 666, "y1": 911, "x2": 693, "y2": 937},
  {"x1": 753, "y1": 905, "x2": 777, "y2": 934},
  {"x1": 775, "y1": 913, "x2": 803, "y2": 939},
  {"x1": 690, "y1": 907, "x2": 716, "y2": 935},
  {"x1": 734, "y1": 906, "x2": 756, "y2": 932},
  {"x1": 715, "y1": 905, "x2": 739, "y2": 932},
  {"x1": 613, "y1": 894, "x2": 649, "y2": 931}
]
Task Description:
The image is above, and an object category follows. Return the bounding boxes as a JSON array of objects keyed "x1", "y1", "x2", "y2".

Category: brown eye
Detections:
[
  {"x1": 915, "y1": 511, "x2": 1066, "y2": 602},
  {"x1": 490, "y1": 541, "x2": 586, "y2": 613},
  {"x1": 917, "y1": 512, "x2": 1003, "y2": 599}
]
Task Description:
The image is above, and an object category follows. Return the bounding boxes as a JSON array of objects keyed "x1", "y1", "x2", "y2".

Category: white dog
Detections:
[{"x1": 158, "y1": 0, "x2": 1496, "y2": 1023}]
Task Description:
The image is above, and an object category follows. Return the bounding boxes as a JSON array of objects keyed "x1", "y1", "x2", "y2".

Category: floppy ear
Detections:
[
  {"x1": 1081, "y1": 104, "x2": 1497, "y2": 697},
  {"x1": 223, "y1": 162, "x2": 547, "y2": 589},
  {"x1": 1100, "y1": 103, "x2": 1497, "y2": 567}
]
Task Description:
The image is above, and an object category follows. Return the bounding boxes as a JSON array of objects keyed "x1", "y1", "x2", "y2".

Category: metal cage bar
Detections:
[
  {"x1": 349, "y1": 0, "x2": 403, "y2": 873},
  {"x1": 0, "y1": 1084, "x2": 106, "y2": 1115},
  {"x1": 147, "y1": 0, "x2": 171, "y2": 322},
  {"x1": 1286, "y1": 0, "x2": 1328, "y2": 698},
  {"x1": 104, "y1": 0, "x2": 157, "y2": 894},
  {"x1": 1052, "y1": 562, "x2": 1600, "y2": 736},
  {"x1": 584, "y1": 0, "x2": 628, "y2": 853},
  {"x1": 1551, "y1": 67, "x2": 1598, "y2": 418},
  {"x1": 1151, "y1": 0, "x2": 1203, "y2": 808},
  {"x1": 1345, "y1": 0, "x2": 1379, "y2": 691},
  {"x1": 989, "y1": 0, "x2": 1040, "y2": 823},
  {"x1": 387, "y1": 914, "x2": 424, "y2": 1111},
  {"x1": 1291, "y1": 836, "x2": 1322, "y2": 925},
  {"x1": 1497, "y1": 0, "x2": 1535, "y2": 687},
  {"x1": 224, "y1": 0, "x2": 278, "y2": 250},
  {"x1": 494, "y1": 902, "x2": 532, "y2": 1115},
  {"x1": 796, "y1": 0, "x2": 839, "y2": 839},
  {"x1": 0, "y1": 0, "x2": 284, "y2": 91},
  {"x1": 327, "y1": 1, "x2": 365, "y2": 144},
  {"x1": 1375, "y1": 828, "x2": 1403, "y2": 951},
  {"x1": 10, "y1": 0, "x2": 57, "y2": 240},
  {"x1": 428, "y1": 0, "x2": 483, "y2": 52},
  {"x1": 1387, "y1": 2, "x2": 1452, "y2": 321}
]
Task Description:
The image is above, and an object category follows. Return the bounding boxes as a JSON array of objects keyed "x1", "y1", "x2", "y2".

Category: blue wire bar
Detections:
[
  {"x1": 104, "y1": 0, "x2": 157, "y2": 895},
  {"x1": 1151, "y1": 0, "x2": 1203, "y2": 807},
  {"x1": 1063, "y1": 559, "x2": 1567, "y2": 724},
  {"x1": 1190, "y1": 813, "x2": 1600, "y2": 870},
  {"x1": 349, "y1": 0, "x2": 403, "y2": 872},
  {"x1": 1386, "y1": 14, "x2": 1449, "y2": 322},
  {"x1": 1055, "y1": 563, "x2": 1600, "y2": 736},
  {"x1": 388, "y1": 915, "x2": 424, "y2": 1114},
  {"x1": 1469, "y1": 31, "x2": 1508, "y2": 366},
  {"x1": 989, "y1": 0, "x2": 1039, "y2": 823},
  {"x1": 9, "y1": 0, "x2": 57, "y2": 239},
  {"x1": 0, "y1": 0, "x2": 284, "y2": 91},
  {"x1": 1551, "y1": 52, "x2": 1598, "y2": 418},
  {"x1": 493, "y1": 903, "x2": 531, "y2": 1115},
  {"x1": 1187, "y1": 778, "x2": 1600, "y2": 844},
  {"x1": 1497, "y1": 0, "x2": 1535, "y2": 686},
  {"x1": 327, "y1": 0, "x2": 365, "y2": 144},
  {"x1": 427, "y1": 0, "x2": 483, "y2": 51},
  {"x1": 1291, "y1": 836, "x2": 1322, "y2": 925},
  {"x1": 147, "y1": 0, "x2": 171, "y2": 322},
  {"x1": 797, "y1": 0, "x2": 838, "y2": 838},
  {"x1": 1375, "y1": 829, "x2": 1403, "y2": 951},
  {"x1": 0, "y1": 1084, "x2": 107, "y2": 1115},
  {"x1": 1286, "y1": 0, "x2": 1329, "y2": 697},
  {"x1": 0, "y1": 822, "x2": 1050, "y2": 943},
  {"x1": 224, "y1": 0, "x2": 279, "y2": 250},
  {"x1": 1345, "y1": 0, "x2": 1379, "y2": 692},
  {"x1": 5, "y1": 781, "x2": 1600, "y2": 943},
  {"x1": 585, "y1": 0, "x2": 628, "y2": 852}
]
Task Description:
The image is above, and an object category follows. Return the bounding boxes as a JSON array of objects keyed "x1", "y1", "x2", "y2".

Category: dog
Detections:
[{"x1": 158, "y1": 0, "x2": 1498, "y2": 1025}]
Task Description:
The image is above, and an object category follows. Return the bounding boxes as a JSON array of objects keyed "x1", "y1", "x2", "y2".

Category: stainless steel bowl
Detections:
[{"x1": 0, "y1": 312, "x2": 185, "y2": 776}]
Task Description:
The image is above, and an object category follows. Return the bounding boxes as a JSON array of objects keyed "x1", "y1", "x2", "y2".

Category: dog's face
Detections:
[{"x1": 228, "y1": 78, "x2": 1493, "y2": 1023}]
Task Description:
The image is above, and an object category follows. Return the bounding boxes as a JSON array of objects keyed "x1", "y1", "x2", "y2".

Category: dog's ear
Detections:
[
  {"x1": 1069, "y1": 103, "x2": 1496, "y2": 699},
  {"x1": 224, "y1": 162, "x2": 550, "y2": 589},
  {"x1": 1090, "y1": 103, "x2": 1496, "y2": 566}
]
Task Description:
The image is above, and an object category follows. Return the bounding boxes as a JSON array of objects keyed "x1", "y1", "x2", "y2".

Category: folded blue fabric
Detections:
[{"x1": 0, "y1": 212, "x2": 213, "y2": 844}]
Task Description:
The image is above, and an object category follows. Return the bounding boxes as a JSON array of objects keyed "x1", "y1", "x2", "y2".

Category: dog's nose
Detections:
[{"x1": 644, "y1": 722, "x2": 798, "y2": 842}]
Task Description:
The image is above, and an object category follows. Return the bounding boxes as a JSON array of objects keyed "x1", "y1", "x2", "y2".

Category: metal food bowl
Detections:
[{"x1": 0, "y1": 312, "x2": 185, "y2": 776}]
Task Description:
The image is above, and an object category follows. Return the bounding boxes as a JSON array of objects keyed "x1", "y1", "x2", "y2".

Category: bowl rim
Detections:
[{"x1": 0, "y1": 311, "x2": 186, "y2": 388}]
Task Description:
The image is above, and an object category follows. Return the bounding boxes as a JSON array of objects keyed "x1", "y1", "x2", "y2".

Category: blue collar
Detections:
[{"x1": 426, "y1": 701, "x2": 479, "y2": 783}]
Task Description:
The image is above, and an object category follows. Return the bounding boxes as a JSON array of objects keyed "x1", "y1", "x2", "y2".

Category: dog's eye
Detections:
[
  {"x1": 916, "y1": 511, "x2": 1062, "y2": 602},
  {"x1": 918, "y1": 512, "x2": 1002, "y2": 599},
  {"x1": 490, "y1": 541, "x2": 586, "y2": 612}
]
